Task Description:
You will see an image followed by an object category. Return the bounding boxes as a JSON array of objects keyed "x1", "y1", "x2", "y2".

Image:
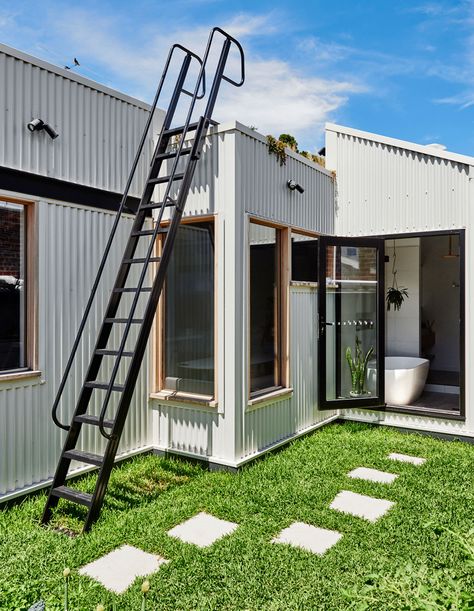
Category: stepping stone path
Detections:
[
  {"x1": 167, "y1": 511, "x2": 238, "y2": 548},
  {"x1": 348, "y1": 466, "x2": 399, "y2": 484},
  {"x1": 79, "y1": 545, "x2": 168, "y2": 594},
  {"x1": 330, "y1": 490, "x2": 395, "y2": 522},
  {"x1": 77, "y1": 452, "x2": 427, "y2": 593},
  {"x1": 272, "y1": 522, "x2": 342, "y2": 555},
  {"x1": 388, "y1": 452, "x2": 426, "y2": 465}
]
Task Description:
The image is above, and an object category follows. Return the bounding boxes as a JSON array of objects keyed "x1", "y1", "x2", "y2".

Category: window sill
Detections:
[
  {"x1": 247, "y1": 387, "x2": 293, "y2": 410},
  {"x1": 150, "y1": 390, "x2": 218, "y2": 409},
  {"x1": 0, "y1": 370, "x2": 42, "y2": 384}
]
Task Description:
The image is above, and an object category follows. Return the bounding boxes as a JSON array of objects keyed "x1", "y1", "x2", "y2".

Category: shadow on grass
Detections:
[{"x1": 49, "y1": 454, "x2": 203, "y2": 533}]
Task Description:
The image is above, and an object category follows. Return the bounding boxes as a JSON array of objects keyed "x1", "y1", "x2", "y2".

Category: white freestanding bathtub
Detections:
[{"x1": 385, "y1": 356, "x2": 429, "y2": 405}]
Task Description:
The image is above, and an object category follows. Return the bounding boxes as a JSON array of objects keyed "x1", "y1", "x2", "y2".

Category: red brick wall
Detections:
[{"x1": 0, "y1": 209, "x2": 21, "y2": 277}]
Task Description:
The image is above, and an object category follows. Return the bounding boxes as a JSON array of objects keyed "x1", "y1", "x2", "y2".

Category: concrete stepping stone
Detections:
[
  {"x1": 167, "y1": 511, "x2": 238, "y2": 548},
  {"x1": 272, "y1": 522, "x2": 342, "y2": 555},
  {"x1": 330, "y1": 490, "x2": 395, "y2": 522},
  {"x1": 388, "y1": 452, "x2": 426, "y2": 466},
  {"x1": 348, "y1": 466, "x2": 399, "y2": 484},
  {"x1": 79, "y1": 544, "x2": 167, "y2": 594}
]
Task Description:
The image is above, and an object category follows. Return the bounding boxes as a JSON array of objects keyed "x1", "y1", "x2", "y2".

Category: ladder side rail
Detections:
[{"x1": 50, "y1": 44, "x2": 197, "y2": 431}]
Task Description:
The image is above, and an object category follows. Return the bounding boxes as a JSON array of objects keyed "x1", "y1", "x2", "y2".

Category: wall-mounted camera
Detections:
[
  {"x1": 287, "y1": 179, "x2": 304, "y2": 194},
  {"x1": 27, "y1": 118, "x2": 59, "y2": 140}
]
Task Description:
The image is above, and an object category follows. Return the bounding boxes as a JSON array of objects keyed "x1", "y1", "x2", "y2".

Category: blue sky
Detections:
[{"x1": 1, "y1": 0, "x2": 473, "y2": 154}]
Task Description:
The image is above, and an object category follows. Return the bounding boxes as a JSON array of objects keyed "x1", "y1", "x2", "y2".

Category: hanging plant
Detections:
[
  {"x1": 386, "y1": 240, "x2": 409, "y2": 311},
  {"x1": 345, "y1": 336, "x2": 374, "y2": 397},
  {"x1": 266, "y1": 135, "x2": 287, "y2": 166}
]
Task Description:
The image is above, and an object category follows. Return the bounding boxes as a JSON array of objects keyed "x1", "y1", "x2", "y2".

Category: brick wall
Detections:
[{"x1": 0, "y1": 209, "x2": 21, "y2": 277}]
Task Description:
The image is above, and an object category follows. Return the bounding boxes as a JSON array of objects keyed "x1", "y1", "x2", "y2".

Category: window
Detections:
[
  {"x1": 0, "y1": 201, "x2": 27, "y2": 372},
  {"x1": 291, "y1": 232, "x2": 318, "y2": 282},
  {"x1": 162, "y1": 221, "x2": 215, "y2": 396},
  {"x1": 249, "y1": 222, "x2": 282, "y2": 395}
]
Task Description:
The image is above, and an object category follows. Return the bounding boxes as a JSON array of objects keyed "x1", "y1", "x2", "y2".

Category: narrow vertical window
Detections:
[
  {"x1": 164, "y1": 222, "x2": 215, "y2": 396},
  {"x1": 0, "y1": 202, "x2": 26, "y2": 372},
  {"x1": 249, "y1": 222, "x2": 281, "y2": 395}
]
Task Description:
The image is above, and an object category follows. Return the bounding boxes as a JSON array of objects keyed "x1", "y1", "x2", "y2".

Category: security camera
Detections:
[
  {"x1": 287, "y1": 179, "x2": 304, "y2": 194},
  {"x1": 27, "y1": 118, "x2": 59, "y2": 139}
]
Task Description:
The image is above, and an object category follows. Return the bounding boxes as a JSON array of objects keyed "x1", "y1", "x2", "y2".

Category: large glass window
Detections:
[
  {"x1": 164, "y1": 222, "x2": 214, "y2": 396},
  {"x1": 0, "y1": 202, "x2": 26, "y2": 372},
  {"x1": 291, "y1": 232, "x2": 318, "y2": 282},
  {"x1": 249, "y1": 222, "x2": 281, "y2": 395}
]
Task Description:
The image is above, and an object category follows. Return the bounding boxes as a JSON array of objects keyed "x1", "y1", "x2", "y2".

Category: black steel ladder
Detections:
[{"x1": 42, "y1": 27, "x2": 245, "y2": 532}]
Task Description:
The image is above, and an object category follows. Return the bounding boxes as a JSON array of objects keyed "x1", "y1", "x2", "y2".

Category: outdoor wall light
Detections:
[
  {"x1": 27, "y1": 118, "x2": 59, "y2": 139},
  {"x1": 287, "y1": 179, "x2": 304, "y2": 194}
]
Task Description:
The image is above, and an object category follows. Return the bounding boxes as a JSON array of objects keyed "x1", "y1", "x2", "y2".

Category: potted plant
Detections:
[
  {"x1": 345, "y1": 336, "x2": 374, "y2": 397},
  {"x1": 386, "y1": 240, "x2": 409, "y2": 311}
]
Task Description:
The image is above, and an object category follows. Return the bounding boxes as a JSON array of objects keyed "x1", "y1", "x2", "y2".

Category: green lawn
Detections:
[{"x1": 1, "y1": 422, "x2": 474, "y2": 610}]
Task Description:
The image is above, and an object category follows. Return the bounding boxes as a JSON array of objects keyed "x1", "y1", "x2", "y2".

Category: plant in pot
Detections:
[
  {"x1": 386, "y1": 240, "x2": 409, "y2": 311},
  {"x1": 345, "y1": 335, "x2": 374, "y2": 397}
]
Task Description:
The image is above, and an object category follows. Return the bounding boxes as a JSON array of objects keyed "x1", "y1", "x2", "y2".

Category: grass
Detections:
[{"x1": 1, "y1": 422, "x2": 474, "y2": 610}]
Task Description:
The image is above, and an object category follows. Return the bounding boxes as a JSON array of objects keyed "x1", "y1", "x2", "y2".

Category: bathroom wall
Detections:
[
  {"x1": 385, "y1": 237, "x2": 420, "y2": 357},
  {"x1": 420, "y1": 235, "x2": 460, "y2": 372}
]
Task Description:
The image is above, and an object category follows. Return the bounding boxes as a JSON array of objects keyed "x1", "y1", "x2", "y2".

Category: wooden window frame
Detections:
[
  {"x1": 152, "y1": 215, "x2": 218, "y2": 405},
  {"x1": 0, "y1": 196, "x2": 39, "y2": 381},
  {"x1": 248, "y1": 217, "x2": 290, "y2": 400}
]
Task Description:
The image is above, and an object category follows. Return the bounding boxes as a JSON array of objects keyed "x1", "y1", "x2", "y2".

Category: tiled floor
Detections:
[
  {"x1": 272, "y1": 522, "x2": 342, "y2": 555},
  {"x1": 167, "y1": 512, "x2": 238, "y2": 548},
  {"x1": 78, "y1": 545, "x2": 168, "y2": 594},
  {"x1": 330, "y1": 490, "x2": 395, "y2": 522},
  {"x1": 348, "y1": 466, "x2": 398, "y2": 484}
]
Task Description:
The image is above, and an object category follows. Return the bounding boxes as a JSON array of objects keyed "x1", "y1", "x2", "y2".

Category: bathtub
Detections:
[{"x1": 385, "y1": 356, "x2": 429, "y2": 405}]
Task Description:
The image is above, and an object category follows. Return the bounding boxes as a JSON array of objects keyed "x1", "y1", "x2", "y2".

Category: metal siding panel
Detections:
[
  {"x1": 0, "y1": 201, "x2": 151, "y2": 498},
  {"x1": 0, "y1": 47, "x2": 163, "y2": 196}
]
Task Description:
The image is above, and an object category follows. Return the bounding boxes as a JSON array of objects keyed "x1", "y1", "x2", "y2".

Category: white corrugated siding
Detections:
[
  {"x1": 243, "y1": 286, "x2": 337, "y2": 457},
  {"x1": 326, "y1": 124, "x2": 474, "y2": 435},
  {"x1": 0, "y1": 44, "x2": 163, "y2": 196},
  {"x1": 0, "y1": 201, "x2": 151, "y2": 498}
]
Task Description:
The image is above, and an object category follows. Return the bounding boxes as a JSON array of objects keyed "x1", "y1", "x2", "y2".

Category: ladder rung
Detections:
[
  {"x1": 162, "y1": 122, "x2": 199, "y2": 137},
  {"x1": 84, "y1": 381, "x2": 125, "y2": 392},
  {"x1": 74, "y1": 414, "x2": 114, "y2": 428},
  {"x1": 141, "y1": 200, "x2": 175, "y2": 211},
  {"x1": 156, "y1": 148, "x2": 192, "y2": 160},
  {"x1": 104, "y1": 318, "x2": 143, "y2": 324},
  {"x1": 148, "y1": 172, "x2": 184, "y2": 185},
  {"x1": 123, "y1": 257, "x2": 161, "y2": 265},
  {"x1": 113, "y1": 287, "x2": 152, "y2": 293},
  {"x1": 63, "y1": 449, "x2": 104, "y2": 467},
  {"x1": 95, "y1": 349, "x2": 134, "y2": 357},
  {"x1": 51, "y1": 485, "x2": 93, "y2": 507},
  {"x1": 131, "y1": 227, "x2": 168, "y2": 237}
]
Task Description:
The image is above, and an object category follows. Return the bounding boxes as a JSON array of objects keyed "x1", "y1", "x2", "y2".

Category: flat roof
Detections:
[
  {"x1": 0, "y1": 42, "x2": 151, "y2": 110},
  {"x1": 326, "y1": 122, "x2": 474, "y2": 167}
]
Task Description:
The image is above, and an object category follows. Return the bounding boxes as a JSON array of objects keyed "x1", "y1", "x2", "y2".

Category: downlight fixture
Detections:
[
  {"x1": 27, "y1": 118, "x2": 59, "y2": 139},
  {"x1": 287, "y1": 179, "x2": 304, "y2": 194}
]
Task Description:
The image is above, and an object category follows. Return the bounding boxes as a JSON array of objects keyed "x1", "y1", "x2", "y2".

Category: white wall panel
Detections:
[
  {"x1": 0, "y1": 201, "x2": 151, "y2": 498},
  {"x1": 0, "y1": 43, "x2": 163, "y2": 196}
]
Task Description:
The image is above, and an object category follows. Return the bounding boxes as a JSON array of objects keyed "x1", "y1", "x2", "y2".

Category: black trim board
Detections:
[{"x1": 0, "y1": 165, "x2": 142, "y2": 213}]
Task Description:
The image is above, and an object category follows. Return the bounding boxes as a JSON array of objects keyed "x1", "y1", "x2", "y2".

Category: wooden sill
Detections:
[
  {"x1": 247, "y1": 387, "x2": 293, "y2": 409},
  {"x1": 0, "y1": 370, "x2": 42, "y2": 383},
  {"x1": 150, "y1": 389, "x2": 218, "y2": 409}
]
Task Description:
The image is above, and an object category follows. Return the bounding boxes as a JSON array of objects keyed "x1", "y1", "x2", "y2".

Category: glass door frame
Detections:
[{"x1": 318, "y1": 235, "x2": 386, "y2": 410}]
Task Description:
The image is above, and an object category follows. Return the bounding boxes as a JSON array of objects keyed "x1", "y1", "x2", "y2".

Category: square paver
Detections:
[
  {"x1": 348, "y1": 466, "x2": 399, "y2": 484},
  {"x1": 388, "y1": 452, "x2": 426, "y2": 466},
  {"x1": 167, "y1": 512, "x2": 238, "y2": 548},
  {"x1": 79, "y1": 545, "x2": 167, "y2": 594},
  {"x1": 272, "y1": 522, "x2": 342, "y2": 555},
  {"x1": 330, "y1": 490, "x2": 395, "y2": 522}
]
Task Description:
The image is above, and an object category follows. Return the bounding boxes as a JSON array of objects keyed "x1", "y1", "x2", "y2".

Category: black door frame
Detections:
[
  {"x1": 377, "y1": 229, "x2": 465, "y2": 421},
  {"x1": 318, "y1": 235, "x2": 386, "y2": 410}
]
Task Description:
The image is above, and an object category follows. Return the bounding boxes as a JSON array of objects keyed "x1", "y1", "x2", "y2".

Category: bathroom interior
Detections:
[{"x1": 383, "y1": 232, "x2": 462, "y2": 415}]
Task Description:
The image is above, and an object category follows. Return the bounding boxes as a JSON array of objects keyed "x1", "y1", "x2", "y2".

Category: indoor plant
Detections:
[{"x1": 346, "y1": 336, "x2": 374, "y2": 397}]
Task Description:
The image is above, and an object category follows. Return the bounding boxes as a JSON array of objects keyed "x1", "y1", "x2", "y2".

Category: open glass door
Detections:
[{"x1": 318, "y1": 236, "x2": 385, "y2": 410}]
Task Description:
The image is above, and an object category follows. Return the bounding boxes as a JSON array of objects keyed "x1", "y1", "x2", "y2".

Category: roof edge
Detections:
[{"x1": 326, "y1": 122, "x2": 474, "y2": 167}]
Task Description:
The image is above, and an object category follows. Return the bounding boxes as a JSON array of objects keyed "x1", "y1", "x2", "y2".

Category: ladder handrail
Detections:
[
  {"x1": 96, "y1": 27, "x2": 245, "y2": 438},
  {"x1": 51, "y1": 43, "x2": 204, "y2": 431}
]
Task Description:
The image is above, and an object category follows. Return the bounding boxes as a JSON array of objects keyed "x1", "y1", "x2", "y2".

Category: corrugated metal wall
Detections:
[
  {"x1": 0, "y1": 43, "x2": 163, "y2": 197},
  {"x1": 0, "y1": 201, "x2": 151, "y2": 498},
  {"x1": 326, "y1": 124, "x2": 474, "y2": 436}
]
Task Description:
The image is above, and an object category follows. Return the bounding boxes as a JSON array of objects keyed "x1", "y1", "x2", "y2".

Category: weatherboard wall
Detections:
[{"x1": 325, "y1": 123, "x2": 474, "y2": 437}]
